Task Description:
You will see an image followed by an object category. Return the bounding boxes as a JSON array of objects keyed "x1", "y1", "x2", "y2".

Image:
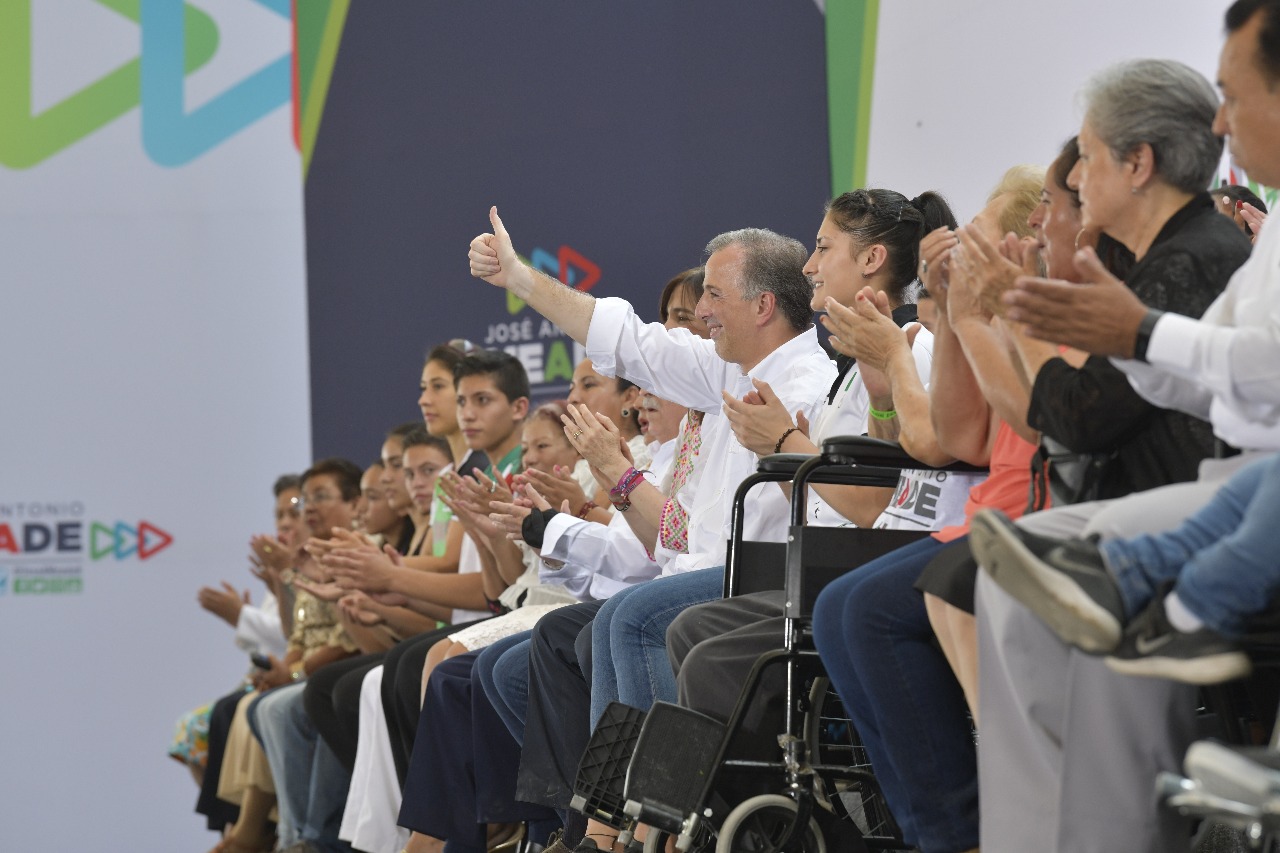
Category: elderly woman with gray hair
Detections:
[{"x1": 970, "y1": 57, "x2": 1253, "y2": 853}]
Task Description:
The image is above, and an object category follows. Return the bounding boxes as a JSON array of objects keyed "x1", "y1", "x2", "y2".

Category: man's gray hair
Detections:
[
  {"x1": 1083, "y1": 58, "x2": 1223, "y2": 194},
  {"x1": 703, "y1": 228, "x2": 813, "y2": 332}
]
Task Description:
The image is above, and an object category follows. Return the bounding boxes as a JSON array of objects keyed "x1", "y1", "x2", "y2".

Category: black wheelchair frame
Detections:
[{"x1": 569, "y1": 435, "x2": 985, "y2": 853}]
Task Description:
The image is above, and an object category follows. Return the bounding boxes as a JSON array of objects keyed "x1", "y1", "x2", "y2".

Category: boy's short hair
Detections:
[{"x1": 454, "y1": 350, "x2": 531, "y2": 404}]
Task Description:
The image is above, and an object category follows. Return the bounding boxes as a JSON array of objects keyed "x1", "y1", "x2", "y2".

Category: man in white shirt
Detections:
[
  {"x1": 468, "y1": 213, "x2": 835, "y2": 820},
  {"x1": 965, "y1": 4, "x2": 1280, "y2": 850}
]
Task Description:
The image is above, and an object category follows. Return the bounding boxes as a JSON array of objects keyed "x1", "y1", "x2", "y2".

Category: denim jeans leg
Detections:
[
  {"x1": 589, "y1": 567, "x2": 724, "y2": 726},
  {"x1": 301, "y1": 736, "x2": 354, "y2": 851},
  {"x1": 1174, "y1": 454, "x2": 1280, "y2": 634},
  {"x1": 813, "y1": 536, "x2": 977, "y2": 853},
  {"x1": 1102, "y1": 453, "x2": 1273, "y2": 620},
  {"x1": 250, "y1": 682, "x2": 312, "y2": 848},
  {"x1": 476, "y1": 631, "x2": 534, "y2": 745}
]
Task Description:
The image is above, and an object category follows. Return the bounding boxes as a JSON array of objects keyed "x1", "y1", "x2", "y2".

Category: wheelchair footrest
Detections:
[
  {"x1": 1185, "y1": 740, "x2": 1280, "y2": 809},
  {"x1": 570, "y1": 702, "x2": 648, "y2": 828},
  {"x1": 622, "y1": 701, "x2": 727, "y2": 833}
]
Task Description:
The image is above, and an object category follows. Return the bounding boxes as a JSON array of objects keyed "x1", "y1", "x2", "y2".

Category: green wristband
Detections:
[{"x1": 869, "y1": 406, "x2": 897, "y2": 421}]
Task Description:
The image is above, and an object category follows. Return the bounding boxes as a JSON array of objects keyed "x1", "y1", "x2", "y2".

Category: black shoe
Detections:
[
  {"x1": 1105, "y1": 595, "x2": 1251, "y2": 684},
  {"x1": 970, "y1": 509, "x2": 1126, "y2": 653},
  {"x1": 544, "y1": 834, "x2": 604, "y2": 853}
]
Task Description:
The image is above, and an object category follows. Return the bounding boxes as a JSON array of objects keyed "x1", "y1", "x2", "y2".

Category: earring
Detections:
[{"x1": 621, "y1": 408, "x2": 630, "y2": 417}]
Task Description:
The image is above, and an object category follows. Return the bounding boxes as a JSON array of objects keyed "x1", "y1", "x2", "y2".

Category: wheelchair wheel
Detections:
[{"x1": 715, "y1": 794, "x2": 826, "y2": 853}]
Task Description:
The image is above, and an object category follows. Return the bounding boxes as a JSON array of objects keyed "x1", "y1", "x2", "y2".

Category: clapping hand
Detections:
[
  {"x1": 292, "y1": 576, "x2": 347, "y2": 603},
  {"x1": 1003, "y1": 246, "x2": 1147, "y2": 357},
  {"x1": 338, "y1": 591, "x2": 385, "y2": 627},
  {"x1": 516, "y1": 465, "x2": 591, "y2": 517},
  {"x1": 198, "y1": 582, "x2": 249, "y2": 627},
  {"x1": 720, "y1": 378, "x2": 807, "y2": 457},
  {"x1": 1240, "y1": 201, "x2": 1267, "y2": 242},
  {"x1": 326, "y1": 542, "x2": 401, "y2": 594}
]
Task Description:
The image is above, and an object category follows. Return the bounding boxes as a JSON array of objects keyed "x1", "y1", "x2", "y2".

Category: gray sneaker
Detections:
[
  {"x1": 1105, "y1": 595, "x2": 1251, "y2": 684},
  {"x1": 970, "y1": 509, "x2": 1126, "y2": 654}
]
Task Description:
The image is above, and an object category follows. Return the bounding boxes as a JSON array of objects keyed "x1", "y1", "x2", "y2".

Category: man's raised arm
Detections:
[{"x1": 469, "y1": 206, "x2": 595, "y2": 344}]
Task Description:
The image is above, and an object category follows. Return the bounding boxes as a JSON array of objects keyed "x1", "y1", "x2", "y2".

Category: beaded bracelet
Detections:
[
  {"x1": 608, "y1": 467, "x2": 649, "y2": 512},
  {"x1": 576, "y1": 501, "x2": 598, "y2": 519},
  {"x1": 774, "y1": 426, "x2": 799, "y2": 454}
]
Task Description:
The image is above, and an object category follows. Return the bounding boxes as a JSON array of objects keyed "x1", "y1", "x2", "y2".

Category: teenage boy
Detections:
[
  {"x1": 327, "y1": 350, "x2": 529, "y2": 619},
  {"x1": 454, "y1": 349, "x2": 529, "y2": 487}
]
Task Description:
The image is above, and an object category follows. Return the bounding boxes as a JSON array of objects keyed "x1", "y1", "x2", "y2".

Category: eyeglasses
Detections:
[{"x1": 299, "y1": 490, "x2": 338, "y2": 508}]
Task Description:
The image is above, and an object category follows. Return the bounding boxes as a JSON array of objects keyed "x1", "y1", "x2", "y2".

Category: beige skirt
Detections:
[{"x1": 216, "y1": 689, "x2": 278, "y2": 813}]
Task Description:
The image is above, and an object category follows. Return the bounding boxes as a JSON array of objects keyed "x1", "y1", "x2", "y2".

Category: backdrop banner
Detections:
[
  {"x1": 0, "y1": 2, "x2": 309, "y2": 850},
  {"x1": 301, "y1": 0, "x2": 1249, "y2": 462},
  {"x1": 302, "y1": 0, "x2": 832, "y2": 460},
  {"x1": 0, "y1": 2, "x2": 1265, "y2": 851}
]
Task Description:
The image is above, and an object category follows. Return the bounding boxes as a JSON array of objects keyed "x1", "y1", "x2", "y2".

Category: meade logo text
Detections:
[{"x1": 0, "y1": 518, "x2": 173, "y2": 561}]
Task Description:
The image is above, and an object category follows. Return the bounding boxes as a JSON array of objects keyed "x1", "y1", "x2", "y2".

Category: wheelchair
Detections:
[
  {"x1": 1158, "y1": 640, "x2": 1280, "y2": 850},
  {"x1": 567, "y1": 435, "x2": 985, "y2": 853}
]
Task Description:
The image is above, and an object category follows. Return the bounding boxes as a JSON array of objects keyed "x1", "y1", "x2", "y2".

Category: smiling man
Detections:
[{"x1": 467, "y1": 210, "x2": 835, "y2": 835}]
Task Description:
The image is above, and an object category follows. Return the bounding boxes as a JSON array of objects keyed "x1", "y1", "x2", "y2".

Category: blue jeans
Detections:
[
  {"x1": 249, "y1": 682, "x2": 353, "y2": 853},
  {"x1": 476, "y1": 630, "x2": 535, "y2": 745},
  {"x1": 589, "y1": 567, "x2": 724, "y2": 727},
  {"x1": 1102, "y1": 452, "x2": 1280, "y2": 636},
  {"x1": 812, "y1": 536, "x2": 978, "y2": 853}
]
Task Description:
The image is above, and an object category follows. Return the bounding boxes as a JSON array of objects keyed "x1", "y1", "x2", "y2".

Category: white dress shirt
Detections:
[
  {"x1": 1116, "y1": 211, "x2": 1280, "y2": 451},
  {"x1": 234, "y1": 592, "x2": 288, "y2": 659},
  {"x1": 538, "y1": 439, "x2": 677, "y2": 599},
  {"x1": 806, "y1": 326, "x2": 936, "y2": 526},
  {"x1": 586, "y1": 297, "x2": 836, "y2": 572}
]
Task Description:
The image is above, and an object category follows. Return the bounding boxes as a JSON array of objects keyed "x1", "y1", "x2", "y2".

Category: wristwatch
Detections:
[{"x1": 1132, "y1": 309, "x2": 1165, "y2": 363}]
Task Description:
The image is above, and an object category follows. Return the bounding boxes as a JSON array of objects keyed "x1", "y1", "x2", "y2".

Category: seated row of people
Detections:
[{"x1": 180, "y1": 3, "x2": 1279, "y2": 852}]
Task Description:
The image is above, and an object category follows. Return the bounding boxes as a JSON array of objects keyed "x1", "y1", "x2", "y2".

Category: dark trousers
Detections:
[
  {"x1": 305, "y1": 652, "x2": 385, "y2": 773},
  {"x1": 515, "y1": 601, "x2": 603, "y2": 810},
  {"x1": 666, "y1": 590, "x2": 788, "y2": 761},
  {"x1": 811, "y1": 536, "x2": 978, "y2": 853},
  {"x1": 195, "y1": 687, "x2": 249, "y2": 831},
  {"x1": 399, "y1": 652, "x2": 557, "y2": 852},
  {"x1": 381, "y1": 620, "x2": 485, "y2": 784}
]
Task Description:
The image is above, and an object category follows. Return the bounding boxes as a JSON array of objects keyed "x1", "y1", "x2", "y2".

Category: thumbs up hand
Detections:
[{"x1": 469, "y1": 206, "x2": 533, "y2": 296}]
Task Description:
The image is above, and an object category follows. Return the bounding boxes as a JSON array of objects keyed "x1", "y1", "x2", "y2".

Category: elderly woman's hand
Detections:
[
  {"x1": 951, "y1": 224, "x2": 1025, "y2": 321},
  {"x1": 1003, "y1": 246, "x2": 1148, "y2": 356},
  {"x1": 248, "y1": 532, "x2": 293, "y2": 571},
  {"x1": 918, "y1": 226, "x2": 957, "y2": 308},
  {"x1": 562, "y1": 404, "x2": 632, "y2": 483}
]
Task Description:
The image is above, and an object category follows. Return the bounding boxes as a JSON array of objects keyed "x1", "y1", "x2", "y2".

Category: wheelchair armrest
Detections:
[
  {"x1": 821, "y1": 434, "x2": 987, "y2": 474},
  {"x1": 757, "y1": 453, "x2": 900, "y2": 489},
  {"x1": 755, "y1": 453, "x2": 814, "y2": 477}
]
